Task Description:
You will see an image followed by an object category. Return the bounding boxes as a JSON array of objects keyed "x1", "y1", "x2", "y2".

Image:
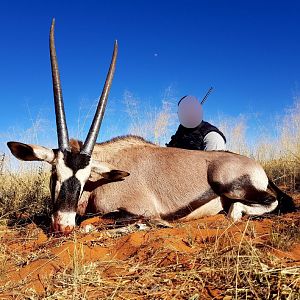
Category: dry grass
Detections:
[
  {"x1": 0, "y1": 165, "x2": 50, "y2": 224},
  {"x1": 268, "y1": 217, "x2": 300, "y2": 252},
  {"x1": 215, "y1": 98, "x2": 300, "y2": 192},
  {"x1": 45, "y1": 247, "x2": 299, "y2": 299},
  {"x1": 0, "y1": 219, "x2": 299, "y2": 299},
  {"x1": 256, "y1": 100, "x2": 300, "y2": 191},
  {"x1": 0, "y1": 95, "x2": 299, "y2": 298},
  {"x1": 123, "y1": 89, "x2": 178, "y2": 145}
]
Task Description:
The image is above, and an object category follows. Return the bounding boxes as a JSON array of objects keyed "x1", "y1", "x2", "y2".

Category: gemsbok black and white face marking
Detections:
[
  {"x1": 7, "y1": 19, "x2": 121, "y2": 234},
  {"x1": 50, "y1": 150, "x2": 91, "y2": 232}
]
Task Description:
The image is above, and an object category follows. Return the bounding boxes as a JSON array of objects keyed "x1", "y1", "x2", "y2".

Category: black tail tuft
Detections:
[{"x1": 268, "y1": 179, "x2": 297, "y2": 214}]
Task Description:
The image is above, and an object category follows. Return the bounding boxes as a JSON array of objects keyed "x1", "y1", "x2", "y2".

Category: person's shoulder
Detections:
[
  {"x1": 201, "y1": 121, "x2": 221, "y2": 131},
  {"x1": 201, "y1": 120, "x2": 213, "y2": 127},
  {"x1": 177, "y1": 124, "x2": 187, "y2": 132}
]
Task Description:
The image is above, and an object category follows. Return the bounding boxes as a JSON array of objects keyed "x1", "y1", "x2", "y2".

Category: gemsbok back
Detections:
[{"x1": 7, "y1": 20, "x2": 296, "y2": 234}]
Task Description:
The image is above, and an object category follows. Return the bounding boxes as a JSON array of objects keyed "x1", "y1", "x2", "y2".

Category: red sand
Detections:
[{"x1": 0, "y1": 204, "x2": 299, "y2": 297}]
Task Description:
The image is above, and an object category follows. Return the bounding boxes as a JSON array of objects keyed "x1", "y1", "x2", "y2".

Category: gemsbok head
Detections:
[{"x1": 7, "y1": 19, "x2": 127, "y2": 233}]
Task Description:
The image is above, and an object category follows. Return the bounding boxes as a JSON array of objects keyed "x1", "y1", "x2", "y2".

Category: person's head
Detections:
[{"x1": 177, "y1": 95, "x2": 203, "y2": 128}]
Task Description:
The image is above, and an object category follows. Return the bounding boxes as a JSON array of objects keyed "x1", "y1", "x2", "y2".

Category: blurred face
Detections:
[{"x1": 178, "y1": 96, "x2": 203, "y2": 128}]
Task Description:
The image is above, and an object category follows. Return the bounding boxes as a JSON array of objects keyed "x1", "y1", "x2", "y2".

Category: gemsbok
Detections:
[{"x1": 7, "y1": 20, "x2": 296, "y2": 234}]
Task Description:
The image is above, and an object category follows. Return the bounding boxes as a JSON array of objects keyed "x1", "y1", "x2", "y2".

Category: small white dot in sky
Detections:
[{"x1": 154, "y1": 53, "x2": 158, "y2": 57}]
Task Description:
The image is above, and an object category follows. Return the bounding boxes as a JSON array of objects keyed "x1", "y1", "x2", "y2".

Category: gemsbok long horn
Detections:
[
  {"x1": 50, "y1": 18, "x2": 70, "y2": 151},
  {"x1": 81, "y1": 40, "x2": 118, "y2": 155}
]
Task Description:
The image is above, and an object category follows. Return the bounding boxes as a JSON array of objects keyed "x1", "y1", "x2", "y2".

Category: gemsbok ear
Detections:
[
  {"x1": 7, "y1": 141, "x2": 56, "y2": 164},
  {"x1": 90, "y1": 160, "x2": 130, "y2": 181}
]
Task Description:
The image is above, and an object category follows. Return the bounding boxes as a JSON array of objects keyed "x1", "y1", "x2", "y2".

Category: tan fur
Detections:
[
  {"x1": 78, "y1": 136, "x2": 272, "y2": 221},
  {"x1": 8, "y1": 135, "x2": 279, "y2": 222},
  {"x1": 92, "y1": 135, "x2": 157, "y2": 161},
  {"x1": 69, "y1": 139, "x2": 83, "y2": 153}
]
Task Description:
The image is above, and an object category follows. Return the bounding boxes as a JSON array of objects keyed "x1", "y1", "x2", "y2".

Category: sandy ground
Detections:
[{"x1": 0, "y1": 195, "x2": 299, "y2": 299}]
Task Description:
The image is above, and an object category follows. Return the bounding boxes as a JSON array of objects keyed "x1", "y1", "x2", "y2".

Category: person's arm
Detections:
[{"x1": 203, "y1": 131, "x2": 226, "y2": 151}]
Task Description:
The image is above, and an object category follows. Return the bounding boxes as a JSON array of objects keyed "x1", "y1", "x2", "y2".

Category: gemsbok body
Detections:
[{"x1": 7, "y1": 20, "x2": 296, "y2": 234}]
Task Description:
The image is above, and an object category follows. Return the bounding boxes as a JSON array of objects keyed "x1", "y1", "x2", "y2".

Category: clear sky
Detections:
[{"x1": 0, "y1": 1, "x2": 299, "y2": 150}]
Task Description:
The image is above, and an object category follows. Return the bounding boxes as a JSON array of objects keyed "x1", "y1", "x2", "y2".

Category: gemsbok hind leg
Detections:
[
  {"x1": 210, "y1": 173, "x2": 279, "y2": 221},
  {"x1": 227, "y1": 190, "x2": 278, "y2": 221}
]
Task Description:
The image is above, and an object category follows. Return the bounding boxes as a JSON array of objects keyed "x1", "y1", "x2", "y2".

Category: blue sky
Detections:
[{"x1": 0, "y1": 1, "x2": 299, "y2": 150}]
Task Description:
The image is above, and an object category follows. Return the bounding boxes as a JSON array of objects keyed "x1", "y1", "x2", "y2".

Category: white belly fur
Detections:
[{"x1": 180, "y1": 197, "x2": 223, "y2": 221}]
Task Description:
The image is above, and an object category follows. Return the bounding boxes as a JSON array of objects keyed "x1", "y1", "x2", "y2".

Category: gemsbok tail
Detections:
[{"x1": 268, "y1": 179, "x2": 297, "y2": 214}]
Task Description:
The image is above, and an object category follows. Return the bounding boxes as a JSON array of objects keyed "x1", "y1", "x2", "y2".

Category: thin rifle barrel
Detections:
[{"x1": 200, "y1": 87, "x2": 213, "y2": 105}]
